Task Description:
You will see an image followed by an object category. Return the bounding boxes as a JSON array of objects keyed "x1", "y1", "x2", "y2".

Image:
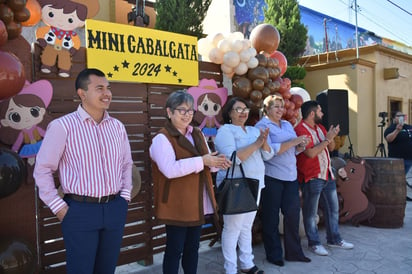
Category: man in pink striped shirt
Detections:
[{"x1": 34, "y1": 68, "x2": 133, "y2": 274}]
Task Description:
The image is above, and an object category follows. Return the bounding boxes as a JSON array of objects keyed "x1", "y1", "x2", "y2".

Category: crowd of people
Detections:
[{"x1": 34, "y1": 69, "x2": 355, "y2": 274}]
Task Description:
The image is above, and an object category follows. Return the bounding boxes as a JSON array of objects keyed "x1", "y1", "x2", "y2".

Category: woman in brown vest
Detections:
[{"x1": 150, "y1": 90, "x2": 231, "y2": 274}]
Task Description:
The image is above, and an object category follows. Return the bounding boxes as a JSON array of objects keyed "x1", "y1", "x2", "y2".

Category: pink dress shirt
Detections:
[{"x1": 34, "y1": 105, "x2": 133, "y2": 214}]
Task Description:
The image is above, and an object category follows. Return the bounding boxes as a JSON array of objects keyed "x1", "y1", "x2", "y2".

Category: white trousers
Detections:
[{"x1": 222, "y1": 210, "x2": 257, "y2": 274}]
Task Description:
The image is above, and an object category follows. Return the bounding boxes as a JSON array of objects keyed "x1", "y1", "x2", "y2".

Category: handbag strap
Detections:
[{"x1": 225, "y1": 151, "x2": 247, "y2": 179}]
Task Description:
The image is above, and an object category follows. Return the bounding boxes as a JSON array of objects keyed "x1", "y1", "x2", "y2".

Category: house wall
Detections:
[{"x1": 300, "y1": 45, "x2": 412, "y2": 157}]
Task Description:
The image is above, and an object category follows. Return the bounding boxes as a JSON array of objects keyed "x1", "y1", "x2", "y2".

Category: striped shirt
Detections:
[
  {"x1": 295, "y1": 121, "x2": 334, "y2": 183},
  {"x1": 34, "y1": 105, "x2": 133, "y2": 214}
]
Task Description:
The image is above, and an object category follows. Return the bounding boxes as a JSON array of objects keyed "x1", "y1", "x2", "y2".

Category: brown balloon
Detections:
[
  {"x1": 5, "y1": 20, "x2": 21, "y2": 39},
  {"x1": 255, "y1": 53, "x2": 267, "y2": 67},
  {"x1": 0, "y1": 4, "x2": 13, "y2": 24},
  {"x1": 290, "y1": 94, "x2": 303, "y2": 108},
  {"x1": 266, "y1": 57, "x2": 276, "y2": 68},
  {"x1": 266, "y1": 80, "x2": 277, "y2": 94},
  {"x1": 284, "y1": 98, "x2": 291, "y2": 109},
  {"x1": 267, "y1": 67, "x2": 277, "y2": 79},
  {"x1": 248, "y1": 66, "x2": 269, "y2": 83},
  {"x1": 250, "y1": 23, "x2": 280, "y2": 55},
  {"x1": 262, "y1": 87, "x2": 271, "y2": 99},
  {"x1": 7, "y1": 0, "x2": 26, "y2": 12},
  {"x1": 250, "y1": 90, "x2": 263, "y2": 103},
  {"x1": 13, "y1": 7, "x2": 29, "y2": 22},
  {"x1": 232, "y1": 77, "x2": 252, "y2": 99},
  {"x1": 282, "y1": 90, "x2": 292, "y2": 99},
  {"x1": 0, "y1": 51, "x2": 25, "y2": 100},
  {"x1": 270, "y1": 68, "x2": 281, "y2": 80},
  {"x1": 288, "y1": 101, "x2": 295, "y2": 110},
  {"x1": 0, "y1": 19, "x2": 7, "y2": 46},
  {"x1": 252, "y1": 78, "x2": 265, "y2": 91}
]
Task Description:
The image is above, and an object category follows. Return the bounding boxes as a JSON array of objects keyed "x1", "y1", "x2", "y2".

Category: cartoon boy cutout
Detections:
[{"x1": 36, "y1": 0, "x2": 99, "y2": 77}]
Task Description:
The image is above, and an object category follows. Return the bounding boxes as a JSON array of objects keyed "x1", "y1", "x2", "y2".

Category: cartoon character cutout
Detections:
[
  {"x1": 36, "y1": 0, "x2": 100, "y2": 77},
  {"x1": 188, "y1": 79, "x2": 228, "y2": 142},
  {"x1": 0, "y1": 80, "x2": 53, "y2": 166}
]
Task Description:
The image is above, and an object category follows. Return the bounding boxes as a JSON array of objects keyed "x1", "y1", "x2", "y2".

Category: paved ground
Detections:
[{"x1": 116, "y1": 201, "x2": 412, "y2": 274}]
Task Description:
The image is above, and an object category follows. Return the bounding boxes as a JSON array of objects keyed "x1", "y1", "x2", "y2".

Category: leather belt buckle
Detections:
[{"x1": 99, "y1": 195, "x2": 110, "y2": 203}]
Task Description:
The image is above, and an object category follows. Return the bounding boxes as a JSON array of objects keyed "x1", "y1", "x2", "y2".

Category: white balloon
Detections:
[
  {"x1": 221, "y1": 63, "x2": 234, "y2": 74},
  {"x1": 247, "y1": 57, "x2": 259, "y2": 69},
  {"x1": 241, "y1": 39, "x2": 252, "y2": 50},
  {"x1": 218, "y1": 38, "x2": 232, "y2": 53},
  {"x1": 223, "y1": 51, "x2": 241, "y2": 68},
  {"x1": 208, "y1": 48, "x2": 224, "y2": 64},
  {"x1": 234, "y1": 62, "x2": 248, "y2": 75},
  {"x1": 210, "y1": 33, "x2": 224, "y2": 47},
  {"x1": 198, "y1": 38, "x2": 213, "y2": 56},
  {"x1": 227, "y1": 31, "x2": 244, "y2": 41},
  {"x1": 290, "y1": 87, "x2": 311, "y2": 102},
  {"x1": 248, "y1": 47, "x2": 257, "y2": 57},
  {"x1": 239, "y1": 49, "x2": 251, "y2": 62},
  {"x1": 231, "y1": 40, "x2": 244, "y2": 53}
]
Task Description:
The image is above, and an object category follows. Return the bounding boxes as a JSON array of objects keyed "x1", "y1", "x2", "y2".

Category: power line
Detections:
[{"x1": 386, "y1": 0, "x2": 412, "y2": 16}]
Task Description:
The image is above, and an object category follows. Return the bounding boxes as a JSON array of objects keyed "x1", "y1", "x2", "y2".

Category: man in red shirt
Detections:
[{"x1": 295, "y1": 100, "x2": 354, "y2": 256}]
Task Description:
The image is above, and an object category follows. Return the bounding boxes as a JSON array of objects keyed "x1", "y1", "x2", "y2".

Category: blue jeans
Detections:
[
  {"x1": 301, "y1": 178, "x2": 342, "y2": 246},
  {"x1": 404, "y1": 159, "x2": 412, "y2": 174},
  {"x1": 163, "y1": 225, "x2": 202, "y2": 274}
]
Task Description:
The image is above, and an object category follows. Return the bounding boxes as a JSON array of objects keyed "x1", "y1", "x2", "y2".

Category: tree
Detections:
[
  {"x1": 264, "y1": 0, "x2": 307, "y2": 65},
  {"x1": 154, "y1": 0, "x2": 212, "y2": 39}
]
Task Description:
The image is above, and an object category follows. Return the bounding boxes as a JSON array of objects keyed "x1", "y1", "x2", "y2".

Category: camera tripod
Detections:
[{"x1": 375, "y1": 119, "x2": 387, "y2": 157}]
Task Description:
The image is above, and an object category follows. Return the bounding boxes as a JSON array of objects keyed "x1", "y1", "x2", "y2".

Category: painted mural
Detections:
[{"x1": 233, "y1": 1, "x2": 411, "y2": 55}]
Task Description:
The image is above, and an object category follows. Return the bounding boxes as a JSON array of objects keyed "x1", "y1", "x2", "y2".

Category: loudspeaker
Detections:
[{"x1": 316, "y1": 89, "x2": 349, "y2": 136}]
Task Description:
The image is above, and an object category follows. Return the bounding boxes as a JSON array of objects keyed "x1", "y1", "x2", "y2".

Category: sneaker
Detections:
[
  {"x1": 327, "y1": 240, "x2": 354, "y2": 249},
  {"x1": 310, "y1": 245, "x2": 329, "y2": 256}
]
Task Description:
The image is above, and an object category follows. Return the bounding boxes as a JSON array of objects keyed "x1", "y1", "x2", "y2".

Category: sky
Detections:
[{"x1": 298, "y1": 0, "x2": 412, "y2": 46}]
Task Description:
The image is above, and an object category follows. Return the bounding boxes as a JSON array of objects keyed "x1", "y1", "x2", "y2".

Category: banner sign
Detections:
[{"x1": 85, "y1": 19, "x2": 199, "y2": 85}]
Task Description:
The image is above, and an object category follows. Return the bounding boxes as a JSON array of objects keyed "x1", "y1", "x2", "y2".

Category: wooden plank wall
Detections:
[{"x1": 31, "y1": 46, "x2": 223, "y2": 272}]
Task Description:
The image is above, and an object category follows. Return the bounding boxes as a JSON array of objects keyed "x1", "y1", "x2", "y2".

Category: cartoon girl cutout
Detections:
[
  {"x1": 188, "y1": 79, "x2": 228, "y2": 143},
  {"x1": 36, "y1": 0, "x2": 99, "y2": 77},
  {"x1": 0, "y1": 80, "x2": 53, "y2": 166}
]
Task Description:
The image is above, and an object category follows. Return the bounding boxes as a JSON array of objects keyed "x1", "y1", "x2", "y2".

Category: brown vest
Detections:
[{"x1": 151, "y1": 121, "x2": 218, "y2": 226}]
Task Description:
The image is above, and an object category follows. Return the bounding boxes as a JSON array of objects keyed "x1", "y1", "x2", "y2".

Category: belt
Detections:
[{"x1": 65, "y1": 193, "x2": 118, "y2": 203}]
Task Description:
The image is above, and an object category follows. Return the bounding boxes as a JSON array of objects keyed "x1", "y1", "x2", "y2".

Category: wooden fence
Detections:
[{"x1": 0, "y1": 42, "x2": 223, "y2": 273}]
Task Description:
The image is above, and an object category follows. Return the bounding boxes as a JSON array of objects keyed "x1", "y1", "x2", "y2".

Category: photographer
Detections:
[{"x1": 384, "y1": 111, "x2": 412, "y2": 200}]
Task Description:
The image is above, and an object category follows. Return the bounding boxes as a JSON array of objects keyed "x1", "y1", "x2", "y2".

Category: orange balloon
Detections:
[{"x1": 21, "y1": 0, "x2": 41, "y2": 27}]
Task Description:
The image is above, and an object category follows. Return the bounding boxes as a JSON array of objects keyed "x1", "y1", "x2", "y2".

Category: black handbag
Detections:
[{"x1": 215, "y1": 151, "x2": 259, "y2": 214}]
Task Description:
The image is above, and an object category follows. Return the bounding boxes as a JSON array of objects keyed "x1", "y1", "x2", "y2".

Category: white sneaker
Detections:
[
  {"x1": 327, "y1": 240, "x2": 354, "y2": 249},
  {"x1": 310, "y1": 245, "x2": 329, "y2": 256}
]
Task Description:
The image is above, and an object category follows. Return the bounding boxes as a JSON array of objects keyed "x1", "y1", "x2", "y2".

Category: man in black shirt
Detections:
[{"x1": 384, "y1": 111, "x2": 412, "y2": 200}]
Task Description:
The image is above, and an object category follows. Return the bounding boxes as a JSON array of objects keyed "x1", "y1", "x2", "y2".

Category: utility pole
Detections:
[
  {"x1": 354, "y1": 0, "x2": 359, "y2": 58},
  {"x1": 323, "y1": 18, "x2": 329, "y2": 53}
]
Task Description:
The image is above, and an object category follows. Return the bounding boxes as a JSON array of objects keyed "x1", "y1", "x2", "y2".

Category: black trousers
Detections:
[{"x1": 261, "y1": 176, "x2": 306, "y2": 261}]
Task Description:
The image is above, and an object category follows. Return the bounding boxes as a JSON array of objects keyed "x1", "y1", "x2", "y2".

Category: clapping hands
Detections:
[
  {"x1": 202, "y1": 152, "x2": 232, "y2": 170},
  {"x1": 326, "y1": 124, "x2": 340, "y2": 141}
]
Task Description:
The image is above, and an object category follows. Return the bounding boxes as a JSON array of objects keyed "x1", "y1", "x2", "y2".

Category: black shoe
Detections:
[
  {"x1": 285, "y1": 256, "x2": 311, "y2": 263},
  {"x1": 267, "y1": 259, "x2": 284, "y2": 266},
  {"x1": 406, "y1": 196, "x2": 412, "y2": 201}
]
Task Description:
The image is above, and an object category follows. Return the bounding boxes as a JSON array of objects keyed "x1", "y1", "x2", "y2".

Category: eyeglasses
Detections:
[
  {"x1": 232, "y1": 107, "x2": 250, "y2": 113},
  {"x1": 174, "y1": 108, "x2": 195, "y2": 115},
  {"x1": 396, "y1": 114, "x2": 405, "y2": 117}
]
